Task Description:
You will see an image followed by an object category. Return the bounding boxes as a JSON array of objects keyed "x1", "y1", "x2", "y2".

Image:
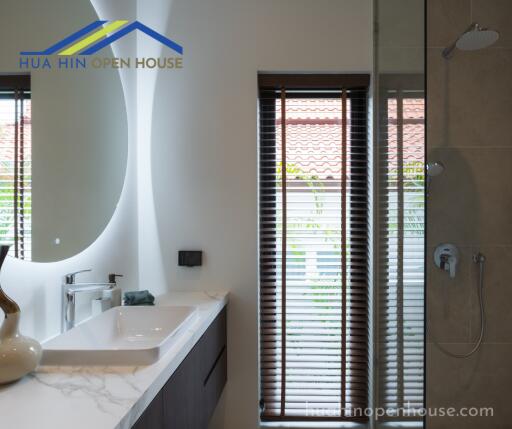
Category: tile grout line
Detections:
[
  {"x1": 428, "y1": 245, "x2": 512, "y2": 249},
  {"x1": 427, "y1": 46, "x2": 512, "y2": 50},
  {"x1": 428, "y1": 342, "x2": 512, "y2": 345},
  {"x1": 429, "y1": 147, "x2": 512, "y2": 150}
]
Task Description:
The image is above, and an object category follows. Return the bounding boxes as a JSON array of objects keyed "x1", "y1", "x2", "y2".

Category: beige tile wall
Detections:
[{"x1": 427, "y1": 1, "x2": 512, "y2": 427}]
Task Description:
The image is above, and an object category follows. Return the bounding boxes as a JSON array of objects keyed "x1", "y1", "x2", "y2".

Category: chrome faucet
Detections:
[{"x1": 61, "y1": 269, "x2": 118, "y2": 332}]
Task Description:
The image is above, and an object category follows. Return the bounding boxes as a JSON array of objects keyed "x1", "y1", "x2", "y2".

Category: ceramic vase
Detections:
[{"x1": 0, "y1": 245, "x2": 41, "y2": 384}]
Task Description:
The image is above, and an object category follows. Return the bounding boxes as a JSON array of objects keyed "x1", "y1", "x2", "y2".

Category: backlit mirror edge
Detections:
[{"x1": 8, "y1": 0, "x2": 134, "y2": 266}]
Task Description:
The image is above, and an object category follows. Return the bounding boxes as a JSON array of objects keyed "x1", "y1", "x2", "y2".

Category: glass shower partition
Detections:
[{"x1": 373, "y1": 1, "x2": 425, "y2": 427}]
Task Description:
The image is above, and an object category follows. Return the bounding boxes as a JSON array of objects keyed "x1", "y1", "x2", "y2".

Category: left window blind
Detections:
[
  {"x1": 0, "y1": 75, "x2": 32, "y2": 260},
  {"x1": 258, "y1": 74, "x2": 370, "y2": 422}
]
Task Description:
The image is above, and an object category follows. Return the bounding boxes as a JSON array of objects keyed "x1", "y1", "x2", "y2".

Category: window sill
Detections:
[
  {"x1": 377, "y1": 422, "x2": 423, "y2": 428},
  {"x1": 260, "y1": 420, "x2": 423, "y2": 429},
  {"x1": 260, "y1": 422, "x2": 367, "y2": 429}
]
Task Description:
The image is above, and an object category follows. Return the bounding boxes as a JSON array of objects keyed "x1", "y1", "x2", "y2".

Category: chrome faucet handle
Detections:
[
  {"x1": 439, "y1": 254, "x2": 449, "y2": 270},
  {"x1": 434, "y1": 243, "x2": 460, "y2": 279},
  {"x1": 64, "y1": 269, "x2": 92, "y2": 285}
]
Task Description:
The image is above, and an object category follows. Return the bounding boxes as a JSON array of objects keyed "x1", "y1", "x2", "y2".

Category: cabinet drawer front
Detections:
[
  {"x1": 203, "y1": 347, "x2": 227, "y2": 425},
  {"x1": 197, "y1": 308, "x2": 227, "y2": 382},
  {"x1": 132, "y1": 392, "x2": 163, "y2": 429},
  {"x1": 162, "y1": 341, "x2": 200, "y2": 429}
]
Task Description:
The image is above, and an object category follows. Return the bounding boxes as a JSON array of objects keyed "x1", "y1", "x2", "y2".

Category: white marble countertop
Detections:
[{"x1": 0, "y1": 290, "x2": 229, "y2": 429}]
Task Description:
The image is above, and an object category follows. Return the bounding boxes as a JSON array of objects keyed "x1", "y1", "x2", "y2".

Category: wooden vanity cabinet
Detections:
[{"x1": 132, "y1": 307, "x2": 227, "y2": 429}]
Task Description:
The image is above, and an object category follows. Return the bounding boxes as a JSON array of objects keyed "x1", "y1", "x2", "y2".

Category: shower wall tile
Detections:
[
  {"x1": 427, "y1": 0, "x2": 471, "y2": 48},
  {"x1": 428, "y1": 0, "x2": 512, "y2": 427},
  {"x1": 426, "y1": 48, "x2": 450, "y2": 149},
  {"x1": 427, "y1": 48, "x2": 512, "y2": 149},
  {"x1": 378, "y1": 0, "x2": 424, "y2": 48},
  {"x1": 379, "y1": 46, "x2": 424, "y2": 73},
  {"x1": 427, "y1": 148, "x2": 512, "y2": 246},
  {"x1": 472, "y1": 0, "x2": 512, "y2": 48},
  {"x1": 427, "y1": 245, "x2": 472, "y2": 342},
  {"x1": 468, "y1": 245, "x2": 512, "y2": 342},
  {"x1": 427, "y1": 342, "x2": 512, "y2": 428}
]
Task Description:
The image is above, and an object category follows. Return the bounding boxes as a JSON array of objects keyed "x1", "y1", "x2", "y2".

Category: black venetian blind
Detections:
[
  {"x1": 0, "y1": 75, "x2": 31, "y2": 259},
  {"x1": 258, "y1": 74, "x2": 370, "y2": 421},
  {"x1": 377, "y1": 75, "x2": 425, "y2": 420}
]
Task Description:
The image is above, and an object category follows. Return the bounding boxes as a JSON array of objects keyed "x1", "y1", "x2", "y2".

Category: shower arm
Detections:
[{"x1": 442, "y1": 23, "x2": 479, "y2": 59}]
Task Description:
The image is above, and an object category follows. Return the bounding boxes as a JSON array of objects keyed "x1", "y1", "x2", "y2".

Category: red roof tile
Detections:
[{"x1": 274, "y1": 98, "x2": 424, "y2": 179}]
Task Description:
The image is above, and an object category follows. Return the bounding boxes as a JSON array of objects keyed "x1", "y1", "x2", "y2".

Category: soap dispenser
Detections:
[{"x1": 104, "y1": 273, "x2": 123, "y2": 307}]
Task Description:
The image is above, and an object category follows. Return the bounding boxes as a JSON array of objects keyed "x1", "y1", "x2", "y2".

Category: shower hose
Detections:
[{"x1": 430, "y1": 252, "x2": 486, "y2": 358}]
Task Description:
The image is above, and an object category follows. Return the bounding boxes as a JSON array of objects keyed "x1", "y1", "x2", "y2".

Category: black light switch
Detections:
[{"x1": 178, "y1": 250, "x2": 202, "y2": 267}]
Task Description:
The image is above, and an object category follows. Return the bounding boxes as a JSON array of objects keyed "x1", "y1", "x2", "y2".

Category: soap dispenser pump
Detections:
[{"x1": 106, "y1": 273, "x2": 123, "y2": 307}]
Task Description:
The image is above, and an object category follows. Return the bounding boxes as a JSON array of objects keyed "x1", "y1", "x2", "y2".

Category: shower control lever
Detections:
[{"x1": 434, "y1": 243, "x2": 459, "y2": 279}]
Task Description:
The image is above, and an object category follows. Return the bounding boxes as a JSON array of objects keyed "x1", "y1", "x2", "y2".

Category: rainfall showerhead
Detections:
[{"x1": 442, "y1": 23, "x2": 499, "y2": 59}]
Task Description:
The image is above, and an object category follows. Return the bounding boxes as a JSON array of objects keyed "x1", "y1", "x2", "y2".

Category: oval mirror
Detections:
[{"x1": 0, "y1": 0, "x2": 128, "y2": 262}]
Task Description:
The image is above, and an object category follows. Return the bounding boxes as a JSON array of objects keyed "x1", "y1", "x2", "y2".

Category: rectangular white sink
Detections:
[{"x1": 42, "y1": 305, "x2": 196, "y2": 366}]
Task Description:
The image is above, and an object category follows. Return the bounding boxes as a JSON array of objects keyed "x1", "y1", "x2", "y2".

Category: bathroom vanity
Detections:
[
  {"x1": 0, "y1": 291, "x2": 228, "y2": 429},
  {"x1": 133, "y1": 306, "x2": 226, "y2": 429}
]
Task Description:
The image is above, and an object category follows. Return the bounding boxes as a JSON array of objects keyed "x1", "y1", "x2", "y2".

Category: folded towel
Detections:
[{"x1": 124, "y1": 290, "x2": 155, "y2": 306}]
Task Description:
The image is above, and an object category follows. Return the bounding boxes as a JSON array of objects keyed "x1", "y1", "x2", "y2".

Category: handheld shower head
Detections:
[
  {"x1": 426, "y1": 161, "x2": 445, "y2": 196},
  {"x1": 426, "y1": 161, "x2": 445, "y2": 177},
  {"x1": 443, "y1": 23, "x2": 500, "y2": 59}
]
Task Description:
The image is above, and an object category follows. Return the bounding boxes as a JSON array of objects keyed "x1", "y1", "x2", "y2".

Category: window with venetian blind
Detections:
[
  {"x1": 258, "y1": 74, "x2": 370, "y2": 421},
  {"x1": 0, "y1": 75, "x2": 32, "y2": 260},
  {"x1": 377, "y1": 75, "x2": 425, "y2": 420}
]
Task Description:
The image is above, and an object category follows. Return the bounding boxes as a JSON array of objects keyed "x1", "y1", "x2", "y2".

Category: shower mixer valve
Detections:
[{"x1": 434, "y1": 243, "x2": 459, "y2": 279}]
